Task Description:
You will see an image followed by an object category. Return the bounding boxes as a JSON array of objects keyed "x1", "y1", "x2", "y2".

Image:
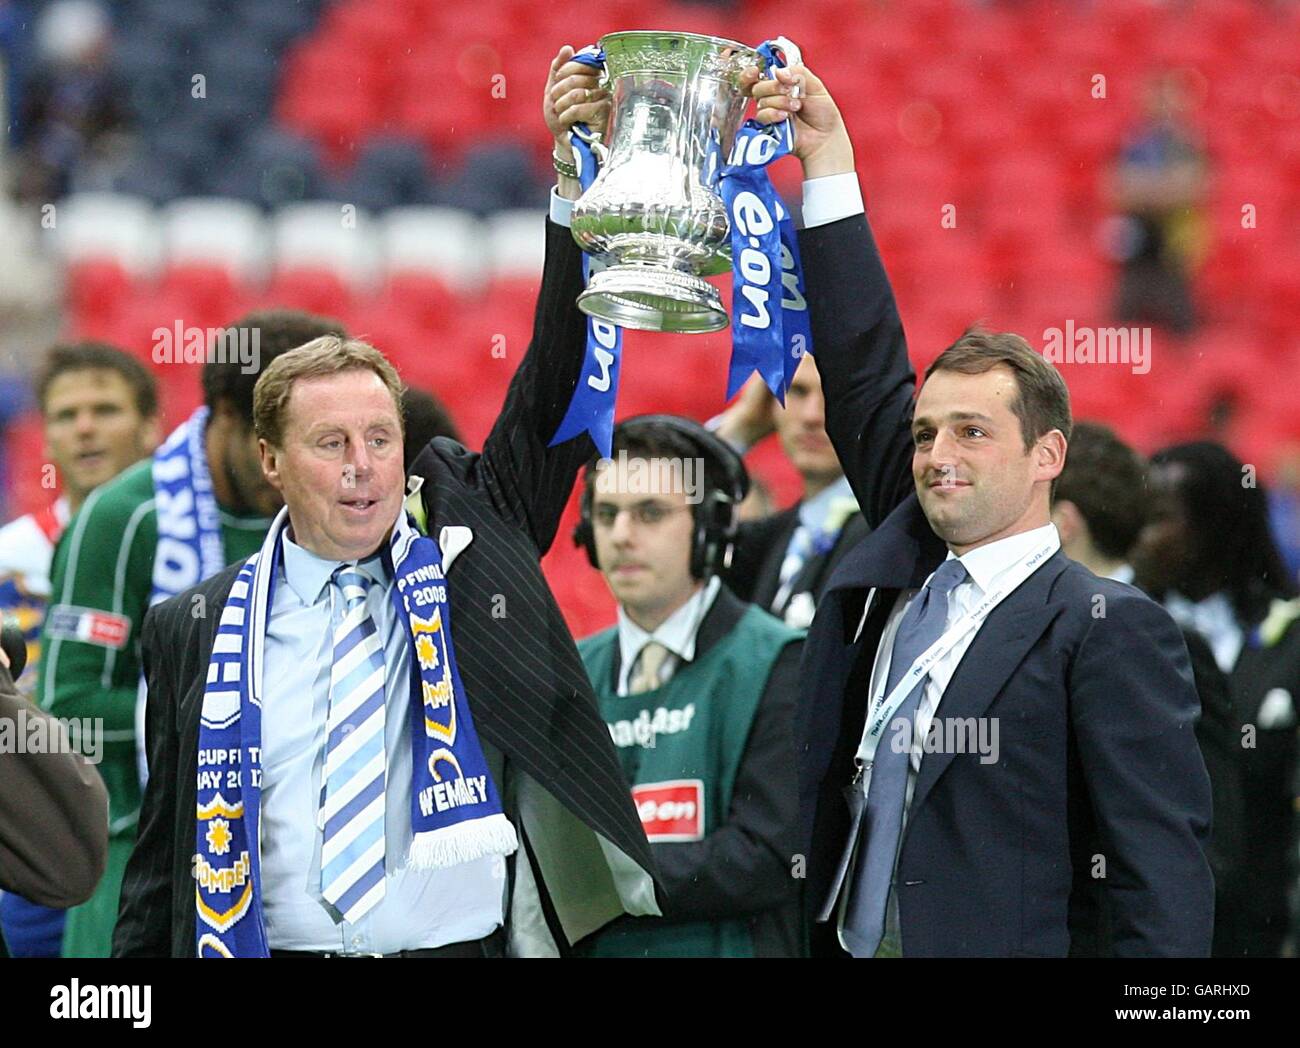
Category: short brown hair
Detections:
[
  {"x1": 253, "y1": 335, "x2": 405, "y2": 448},
  {"x1": 37, "y1": 341, "x2": 159, "y2": 419},
  {"x1": 923, "y1": 327, "x2": 1073, "y2": 449}
]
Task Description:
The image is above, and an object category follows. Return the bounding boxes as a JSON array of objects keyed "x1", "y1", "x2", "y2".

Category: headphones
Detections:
[{"x1": 574, "y1": 414, "x2": 750, "y2": 580}]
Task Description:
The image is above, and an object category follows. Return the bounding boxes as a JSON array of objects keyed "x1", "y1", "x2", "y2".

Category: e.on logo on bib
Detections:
[{"x1": 632, "y1": 780, "x2": 704, "y2": 842}]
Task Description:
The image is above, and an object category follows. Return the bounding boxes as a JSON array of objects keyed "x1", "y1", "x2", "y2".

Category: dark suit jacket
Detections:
[
  {"x1": 1227, "y1": 614, "x2": 1300, "y2": 956},
  {"x1": 591, "y1": 584, "x2": 805, "y2": 956},
  {"x1": 112, "y1": 219, "x2": 660, "y2": 958},
  {"x1": 1067, "y1": 620, "x2": 1244, "y2": 957},
  {"x1": 795, "y1": 214, "x2": 1215, "y2": 957},
  {"x1": 730, "y1": 503, "x2": 871, "y2": 622}
]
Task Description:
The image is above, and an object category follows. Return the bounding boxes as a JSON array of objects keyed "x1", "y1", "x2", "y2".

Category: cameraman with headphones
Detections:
[{"x1": 573, "y1": 416, "x2": 806, "y2": 957}]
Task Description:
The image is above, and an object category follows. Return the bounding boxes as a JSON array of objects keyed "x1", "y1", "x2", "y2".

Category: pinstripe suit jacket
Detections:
[{"x1": 111, "y1": 220, "x2": 660, "y2": 957}]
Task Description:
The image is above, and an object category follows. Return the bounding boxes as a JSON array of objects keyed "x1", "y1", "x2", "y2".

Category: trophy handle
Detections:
[{"x1": 770, "y1": 36, "x2": 802, "y2": 68}]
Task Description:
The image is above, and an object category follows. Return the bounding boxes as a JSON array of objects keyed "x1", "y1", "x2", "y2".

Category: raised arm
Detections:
[
  {"x1": 748, "y1": 63, "x2": 918, "y2": 527},
  {"x1": 474, "y1": 47, "x2": 608, "y2": 553}
]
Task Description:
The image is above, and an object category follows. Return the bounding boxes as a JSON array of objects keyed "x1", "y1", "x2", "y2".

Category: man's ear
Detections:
[
  {"x1": 141, "y1": 414, "x2": 163, "y2": 453},
  {"x1": 1036, "y1": 429, "x2": 1067, "y2": 482},
  {"x1": 258, "y1": 438, "x2": 282, "y2": 491}
]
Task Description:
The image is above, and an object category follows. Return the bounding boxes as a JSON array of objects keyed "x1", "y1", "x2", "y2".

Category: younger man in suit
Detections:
[
  {"x1": 574, "y1": 416, "x2": 805, "y2": 956},
  {"x1": 747, "y1": 60, "x2": 1213, "y2": 957}
]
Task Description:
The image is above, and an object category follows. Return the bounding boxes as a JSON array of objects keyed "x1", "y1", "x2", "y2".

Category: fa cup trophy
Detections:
[{"x1": 569, "y1": 31, "x2": 761, "y2": 333}]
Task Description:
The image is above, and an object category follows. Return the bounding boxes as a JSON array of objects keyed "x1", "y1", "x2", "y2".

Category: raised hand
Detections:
[
  {"x1": 741, "y1": 62, "x2": 855, "y2": 180},
  {"x1": 715, "y1": 373, "x2": 780, "y2": 449},
  {"x1": 545, "y1": 45, "x2": 611, "y2": 157}
]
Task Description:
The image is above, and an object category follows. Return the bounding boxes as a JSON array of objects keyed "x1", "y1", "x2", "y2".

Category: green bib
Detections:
[{"x1": 578, "y1": 603, "x2": 800, "y2": 957}]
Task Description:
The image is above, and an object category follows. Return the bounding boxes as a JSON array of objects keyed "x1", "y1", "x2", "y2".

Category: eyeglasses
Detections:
[{"x1": 592, "y1": 502, "x2": 692, "y2": 528}]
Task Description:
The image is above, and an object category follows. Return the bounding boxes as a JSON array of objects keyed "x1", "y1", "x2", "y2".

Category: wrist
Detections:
[
  {"x1": 801, "y1": 131, "x2": 855, "y2": 181},
  {"x1": 716, "y1": 414, "x2": 769, "y2": 449},
  {"x1": 556, "y1": 172, "x2": 583, "y2": 201}
]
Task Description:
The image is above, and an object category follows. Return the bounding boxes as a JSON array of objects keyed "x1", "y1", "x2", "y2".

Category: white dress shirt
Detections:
[
  {"x1": 616, "y1": 576, "x2": 722, "y2": 696},
  {"x1": 858, "y1": 523, "x2": 1062, "y2": 777},
  {"x1": 258, "y1": 533, "x2": 505, "y2": 953}
]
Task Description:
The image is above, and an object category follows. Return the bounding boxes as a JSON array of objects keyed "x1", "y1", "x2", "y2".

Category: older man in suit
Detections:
[
  {"x1": 747, "y1": 62, "x2": 1214, "y2": 957},
  {"x1": 112, "y1": 48, "x2": 658, "y2": 958}
]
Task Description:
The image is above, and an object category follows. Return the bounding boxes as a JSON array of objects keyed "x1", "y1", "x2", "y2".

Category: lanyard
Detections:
[{"x1": 854, "y1": 539, "x2": 1057, "y2": 774}]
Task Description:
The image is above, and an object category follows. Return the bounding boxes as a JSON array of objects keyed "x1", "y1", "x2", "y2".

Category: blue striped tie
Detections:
[{"x1": 319, "y1": 566, "x2": 387, "y2": 923}]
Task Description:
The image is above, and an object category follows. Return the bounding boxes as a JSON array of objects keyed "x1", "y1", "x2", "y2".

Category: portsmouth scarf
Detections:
[
  {"x1": 193, "y1": 506, "x2": 517, "y2": 958},
  {"x1": 136, "y1": 408, "x2": 229, "y2": 786},
  {"x1": 150, "y1": 406, "x2": 226, "y2": 605}
]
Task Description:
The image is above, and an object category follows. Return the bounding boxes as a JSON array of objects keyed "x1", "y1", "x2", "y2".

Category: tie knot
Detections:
[
  {"x1": 629, "y1": 640, "x2": 671, "y2": 694},
  {"x1": 333, "y1": 566, "x2": 373, "y2": 609},
  {"x1": 638, "y1": 640, "x2": 670, "y2": 676},
  {"x1": 927, "y1": 558, "x2": 968, "y2": 597}
]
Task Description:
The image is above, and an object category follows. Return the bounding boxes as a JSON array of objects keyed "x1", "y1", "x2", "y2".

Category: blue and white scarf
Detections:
[
  {"x1": 136, "y1": 408, "x2": 230, "y2": 786},
  {"x1": 150, "y1": 406, "x2": 227, "y2": 606},
  {"x1": 193, "y1": 507, "x2": 517, "y2": 958}
]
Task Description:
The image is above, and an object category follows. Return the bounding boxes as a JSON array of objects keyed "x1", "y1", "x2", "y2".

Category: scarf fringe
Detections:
[{"x1": 408, "y1": 813, "x2": 519, "y2": 871}]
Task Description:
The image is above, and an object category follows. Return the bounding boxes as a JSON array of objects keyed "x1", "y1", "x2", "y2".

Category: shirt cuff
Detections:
[
  {"x1": 801, "y1": 173, "x2": 865, "y2": 228},
  {"x1": 550, "y1": 187, "x2": 574, "y2": 228}
]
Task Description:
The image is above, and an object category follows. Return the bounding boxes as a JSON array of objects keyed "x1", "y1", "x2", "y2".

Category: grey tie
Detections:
[{"x1": 842, "y1": 557, "x2": 968, "y2": 958}]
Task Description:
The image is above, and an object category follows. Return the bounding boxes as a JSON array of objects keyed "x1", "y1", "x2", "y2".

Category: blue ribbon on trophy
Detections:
[
  {"x1": 717, "y1": 38, "x2": 812, "y2": 402},
  {"x1": 549, "y1": 44, "x2": 625, "y2": 459}
]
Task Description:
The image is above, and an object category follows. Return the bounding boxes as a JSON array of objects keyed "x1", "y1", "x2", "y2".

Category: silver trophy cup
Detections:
[{"x1": 569, "y1": 31, "x2": 761, "y2": 334}]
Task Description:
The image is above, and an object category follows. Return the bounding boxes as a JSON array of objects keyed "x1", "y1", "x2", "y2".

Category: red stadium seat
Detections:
[
  {"x1": 157, "y1": 264, "x2": 252, "y2": 331},
  {"x1": 65, "y1": 258, "x2": 133, "y2": 336},
  {"x1": 264, "y1": 268, "x2": 355, "y2": 319}
]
